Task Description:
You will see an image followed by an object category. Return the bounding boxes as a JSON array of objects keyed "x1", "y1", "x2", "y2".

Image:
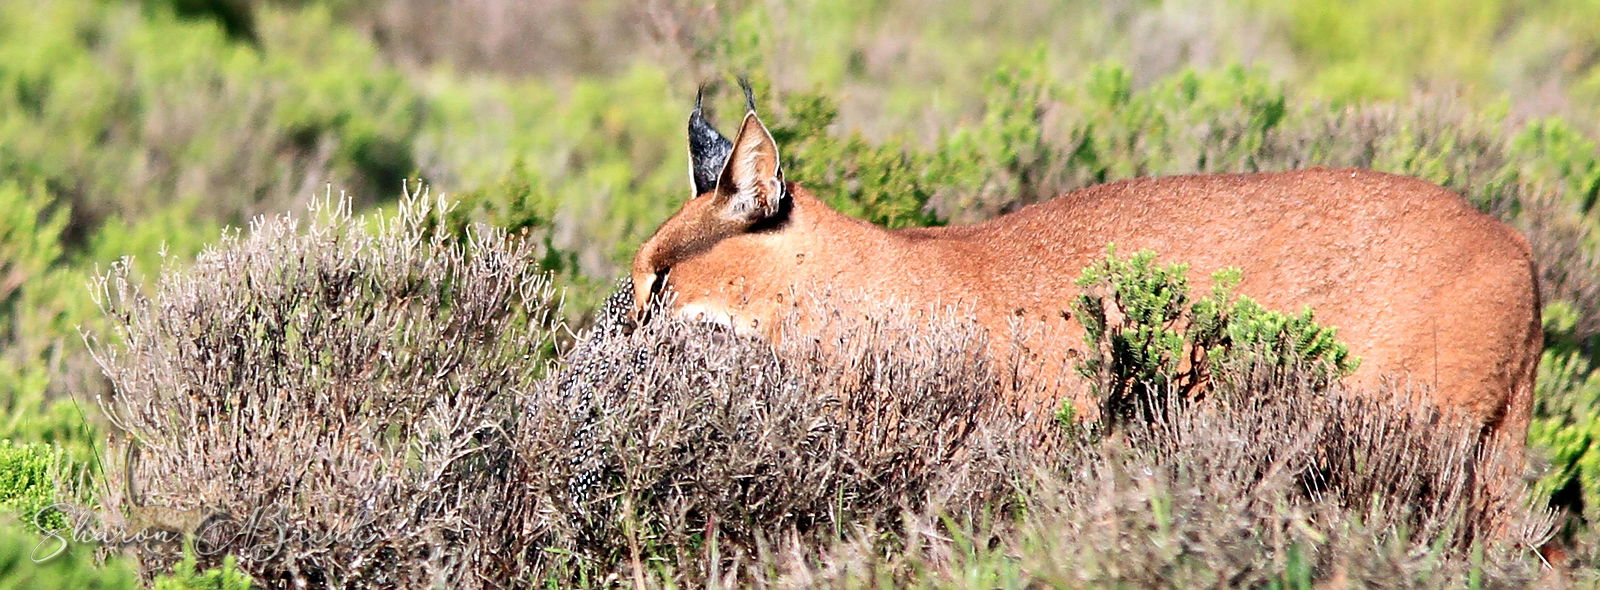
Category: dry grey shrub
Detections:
[
  {"x1": 763, "y1": 360, "x2": 1561, "y2": 589},
  {"x1": 505, "y1": 287, "x2": 1039, "y2": 583},
  {"x1": 523, "y1": 300, "x2": 1558, "y2": 586},
  {"x1": 89, "y1": 192, "x2": 558, "y2": 587}
]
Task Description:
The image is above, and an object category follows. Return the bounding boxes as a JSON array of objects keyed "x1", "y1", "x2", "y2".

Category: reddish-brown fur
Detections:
[{"x1": 633, "y1": 111, "x2": 1541, "y2": 460}]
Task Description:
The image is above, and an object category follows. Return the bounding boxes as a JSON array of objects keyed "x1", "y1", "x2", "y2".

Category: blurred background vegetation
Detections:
[{"x1": 1, "y1": 0, "x2": 1599, "y2": 585}]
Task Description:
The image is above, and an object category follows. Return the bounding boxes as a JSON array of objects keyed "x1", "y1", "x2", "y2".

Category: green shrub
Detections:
[
  {"x1": 0, "y1": 440, "x2": 64, "y2": 532},
  {"x1": 152, "y1": 553, "x2": 252, "y2": 590},
  {"x1": 413, "y1": 64, "x2": 687, "y2": 296},
  {"x1": 1508, "y1": 119, "x2": 1600, "y2": 216},
  {"x1": 1072, "y1": 248, "x2": 1191, "y2": 401},
  {"x1": 1530, "y1": 300, "x2": 1600, "y2": 523},
  {"x1": 1071, "y1": 247, "x2": 1357, "y2": 425},
  {"x1": 0, "y1": 201, "x2": 210, "y2": 480},
  {"x1": 932, "y1": 48, "x2": 1070, "y2": 221},
  {"x1": 1239, "y1": 0, "x2": 1600, "y2": 109},
  {"x1": 1189, "y1": 268, "x2": 1358, "y2": 384},
  {"x1": 437, "y1": 161, "x2": 595, "y2": 316},
  {"x1": 0, "y1": 0, "x2": 423, "y2": 241},
  {"x1": 0, "y1": 364, "x2": 99, "y2": 473},
  {"x1": 0, "y1": 182, "x2": 66, "y2": 314},
  {"x1": 0, "y1": 521, "x2": 139, "y2": 590}
]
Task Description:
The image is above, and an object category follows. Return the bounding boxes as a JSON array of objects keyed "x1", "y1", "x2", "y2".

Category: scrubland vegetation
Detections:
[{"x1": 2, "y1": 0, "x2": 1600, "y2": 587}]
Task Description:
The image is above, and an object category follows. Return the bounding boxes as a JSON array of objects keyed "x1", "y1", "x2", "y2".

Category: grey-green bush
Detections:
[{"x1": 90, "y1": 194, "x2": 558, "y2": 585}]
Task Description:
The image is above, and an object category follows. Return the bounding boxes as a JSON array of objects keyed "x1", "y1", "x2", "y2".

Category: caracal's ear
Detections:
[{"x1": 714, "y1": 110, "x2": 786, "y2": 223}]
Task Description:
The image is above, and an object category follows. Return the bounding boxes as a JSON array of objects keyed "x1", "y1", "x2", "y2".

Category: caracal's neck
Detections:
[
  {"x1": 777, "y1": 183, "x2": 972, "y2": 281},
  {"x1": 786, "y1": 184, "x2": 902, "y2": 247},
  {"x1": 777, "y1": 184, "x2": 1035, "y2": 347},
  {"x1": 787, "y1": 184, "x2": 985, "y2": 252}
]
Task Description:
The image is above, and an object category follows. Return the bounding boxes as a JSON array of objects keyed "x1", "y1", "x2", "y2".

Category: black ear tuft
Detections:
[
  {"x1": 738, "y1": 76, "x2": 757, "y2": 113},
  {"x1": 688, "y1": 84, "x2": 733, "y2": 196}
]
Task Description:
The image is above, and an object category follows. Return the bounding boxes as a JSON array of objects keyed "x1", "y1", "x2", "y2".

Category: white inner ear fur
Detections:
[
  {"x1": 728, "y1": 150, "x2": 775, "y2": 215},
  {"x1": 721, "y1": 113, "x2": 783, "y2": 218},
  {"x1": 731, "y1": 144, "x2": 772, "y2": 185}
]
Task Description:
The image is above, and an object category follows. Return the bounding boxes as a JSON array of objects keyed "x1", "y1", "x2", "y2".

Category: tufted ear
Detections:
[
  {"x1": 687, "y1": 86, "x2": 733, "y2": 196},
  {"x1": 714, "y1": 111, "x2": 785, "y2": 223}
]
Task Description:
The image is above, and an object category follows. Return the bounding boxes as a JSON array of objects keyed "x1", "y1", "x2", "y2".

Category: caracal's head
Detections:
[{"x1": 630, "y1": 84, "x2": 795, "y2": 329}]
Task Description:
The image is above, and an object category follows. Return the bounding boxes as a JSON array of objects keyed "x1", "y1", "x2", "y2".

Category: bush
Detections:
[
  {"x1": 1072, "y1": 248, "x2": 1192, "y2": 411},
  {"x1": 411, "y1": 64, "x2": 691, "y2": 297},
  {"x1": 1531, "y1": 301, "x2": 1600, "y2": 525},
  {"x1": 0, "y1": 182, "x2": 66, "y2": 314},
  {"x1": 437, "y1": 162, "x2": 594, "y2": 317},
  {"x1": 513, "y1": 288, "x2": 1033, "y2": 584},
  {"x1": 0, "y1": 0, "x2": 424, "y2": 243},
  {"x1": 1070, "y1": 247, "x2": 1356, "y2": 426},
  {"x1": 1190, "y1": 269, "x2": 1357, "y2": 383},
  {"x1": 764, "y1": 372, "x2": 1556, "y2": 587},
  {"x1": 0, "y1": 0, "x2": 418, "y2": 435},
  {"x1": 0, "y1": 520, "x2": 139, "y2": 590},
  {"x1": 0, "y1": 440, "x2": 65, "y2": 532},
  {"x1": 1242, "y1": 0, "x2": 1600, "y2": 109},
  {"x1": 766, "y1": 84, "x2": 946, "y2": 228},
  {"x1": 90, "y1": 194, "x2": 558, "y2": 585},
  {"x1": 151, "y1": 553, "x2": 252, "y2": 590}
]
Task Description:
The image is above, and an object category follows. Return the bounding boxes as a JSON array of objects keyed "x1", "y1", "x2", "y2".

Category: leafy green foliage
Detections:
[
  {"x1": 439, "y1": 160, "x2": 596, "y2": 314},
  {"x1": 152, "y1": 553, "x2": 253, "y2": 590},
  {"x1": 0, "y1": 363, "x2": 101, "y2": 473},
  {"x1": 0, "y1": 182, "x2": 66, "y2": 314},
  {"x1": 1073, "y1": 248, "x2": 1191, "y2": 399},
  {"x1": 0, "y1": 440, "x2": 64, "y2": 532},
  {"x1": 1510, "y1": 119, "x2": 1600, "y2": 216},
  {"x1": 1058, "y1": 63, "x2": 1288, "y2": 187},
  {"x1": 1190, "y1": 269, "x2": 1359, "y2": 385},
  {"x1": 0, "y1": 1, "x2": 423, "y2": 236},
  {"x1": 933, "y1": 50, "x2": 1066, "y2": 219},
  {"x1": 1239, "y1": 0, "x2": 1600, "y2": 108},
  {"x1": 0, "y1": 183, "x2": 190, "y2": 484},
  {"x1": 1072, "y1": 248, "x2": 1357, "y2": 425},
  {"x1": 1530, "y1": 301, "x2": 1600, "y2": 522},
  {"x1": 0, "y1": 521, "x2": 139, "y2": 590}
]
